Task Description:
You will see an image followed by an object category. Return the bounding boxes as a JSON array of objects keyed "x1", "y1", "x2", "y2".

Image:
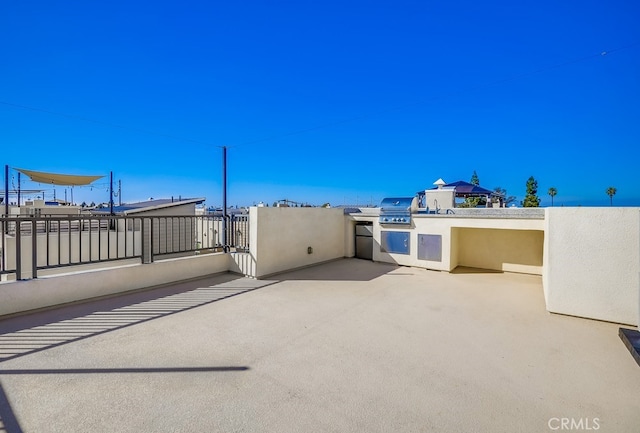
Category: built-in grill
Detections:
[{"x1": 379, "y1": 197, "x2": 417, "y2": 225}]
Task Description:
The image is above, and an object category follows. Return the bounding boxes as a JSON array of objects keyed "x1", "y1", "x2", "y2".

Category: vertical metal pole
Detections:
[
  {"x1": 57, "y1": 219, "x2": 61, "y2": 266},
  {"x1": 88, "y1": 217, "x2": 92, "y2": 261},
  {"x1": 3, "y1": 168, "x2": 8, "y2": 267},
  {"x1": 46, "y1": 216, "x2": 50, "y2": 267},
  {"x1": 118, "y1": 179, "x2": 122, "y2": 206},
  {"x1": 222, "y1": 146, "x2": 228, "y2": 252},
  {"x1": 1, "y1": 216, "x2": 4, "y2": 272},
  {"x1": 4, "y1": 165, "x2": 8, "y2": 218},
  {"x1": 17, "y1": 172, "x2": 21, "y2": 207},
  {"x1": 110, "y1": 171, "x2": 114, "y2": 215}
]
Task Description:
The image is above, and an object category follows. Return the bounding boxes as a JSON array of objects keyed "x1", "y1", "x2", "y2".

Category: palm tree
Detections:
[
  {"x1": 548, "y1": 187, "x2": 557, "y2": 207},
  {"x1": 606, "y1": 187, "x2": 617, "y2": 206}
]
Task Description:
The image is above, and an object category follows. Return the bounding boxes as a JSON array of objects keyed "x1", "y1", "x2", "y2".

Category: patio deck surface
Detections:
[{"x1": 0, "y1": 258, "x2": 638, "y2": 432}]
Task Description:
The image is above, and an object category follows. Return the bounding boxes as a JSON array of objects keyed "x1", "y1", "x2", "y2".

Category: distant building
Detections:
[
  {"x1": 91, "y1": 198, "x2": 205, "y2": 216},
  {"x1": 8, "y1": 199, "x2": 81, "y2": 216}
]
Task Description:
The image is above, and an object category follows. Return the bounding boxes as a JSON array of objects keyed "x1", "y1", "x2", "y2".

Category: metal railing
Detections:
[{"x1": 0, "y1": 214, "x2": 249, "y2": 280}]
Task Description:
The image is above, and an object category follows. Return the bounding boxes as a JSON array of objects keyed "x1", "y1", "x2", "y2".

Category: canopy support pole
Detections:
[{"x1": 4, "y1": 165, "x2": 8, "y2": 217}]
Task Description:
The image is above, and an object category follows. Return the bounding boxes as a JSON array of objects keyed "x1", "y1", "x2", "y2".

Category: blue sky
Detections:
[{"x1": 1, "y1": 0, "x2": 639, "y2": 207}]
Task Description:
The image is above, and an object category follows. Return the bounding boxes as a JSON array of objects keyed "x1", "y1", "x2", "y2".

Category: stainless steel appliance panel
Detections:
[
  {"x1": 356, "y1": 237, "x2": 373, "y2": 260},
  {"x1": 381, "y1": 231, "x2": 410, "y2": 254},
  {"x1": 355, "y1": 224, "x2": 373, "y2": 237},
  {"x1": 355, "y1": 223, "x2": 373, "y2": 260},
  {"x1": 418, "y1": 234, "x2": 442, "y2": 262}
]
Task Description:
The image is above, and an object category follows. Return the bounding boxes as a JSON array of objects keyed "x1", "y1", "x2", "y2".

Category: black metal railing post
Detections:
[
  {"x1": 1, "y1": 218, "x2": 5, "y2": 273},
  {"x1": 149, "y1": 217, "x2": 154, "y2": 263},
  {"x1": 141, "y1": 218, "x2": 148, "y2": 264},
  {"x1": 15, "y1": 219, "x2": 21, "y2": 280},
  {"x1": 31, "y1": 218, "x2": 37, "y2": 279},
  {"x1": 77, "y1": 217, "x2": 82, "y2": 265},
  {"x1": 45, "y1": 217, "x2": 50, "y2": 268},
  {"x1": 88, "y1": 216, "x2": 93, "y2": 262}
]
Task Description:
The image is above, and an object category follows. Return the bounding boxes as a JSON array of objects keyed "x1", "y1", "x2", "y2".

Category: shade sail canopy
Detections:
[{"x1": 15, "y1": 168, "x2": 104, "y2": 186}]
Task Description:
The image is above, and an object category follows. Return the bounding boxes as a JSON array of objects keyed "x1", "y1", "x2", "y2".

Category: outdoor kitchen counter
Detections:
[{"x1": 413, "y1": 208, "x2": 546, "y2": 219}]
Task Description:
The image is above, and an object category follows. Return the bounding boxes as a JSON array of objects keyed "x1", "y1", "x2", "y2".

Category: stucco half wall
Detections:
[
  {"x1": 249, "y1": 207, "x2": 346, "y2": 278},
  {"x1": 544, "y1": 207, "x2": 640, "y2": 326}
]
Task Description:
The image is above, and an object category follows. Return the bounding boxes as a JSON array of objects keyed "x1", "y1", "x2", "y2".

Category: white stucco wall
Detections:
[
  {"x1": 544, "y1": 207, "x2": 640, "y2": 326},
  {"x1": 0, "y1": 252, "x2": 230, "y2": 317},
  {"x1": 249, "y1": 207, "x2": 345, "y2": 278},
  {"x1": 424, "y1": 188, "x2": 456, "y2": 211},
  {"x1": 456, "y1": 228, "x2": 544, "y2": 274}
]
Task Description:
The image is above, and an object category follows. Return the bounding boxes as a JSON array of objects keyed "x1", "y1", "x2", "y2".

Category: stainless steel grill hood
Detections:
[{"x1": 379, "y1": 197, "x2": 417, "y2": 225}]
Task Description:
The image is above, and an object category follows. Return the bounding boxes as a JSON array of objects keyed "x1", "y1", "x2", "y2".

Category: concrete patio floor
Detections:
[{"x1": 0, "y1": 258, "x2": 638, "y2": 432}]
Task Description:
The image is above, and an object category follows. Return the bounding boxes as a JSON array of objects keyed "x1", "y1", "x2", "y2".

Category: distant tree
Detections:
[
  {"x1": 457, "y1": 197, "x2": 481, "y2": 208},
  {"x1": 522, "y1": 176, "x2": 541, "y2": 207},
  {"x1": 90, "y1": 201, "x2": 96, "y2": 207},
  {"x1": 321, "y1": 203, "x2": 331, "y2": 208},
  {"x1": 606, "y1": 186, "x2": 617, "y2": 206},
  {"x1": 81, "y1": 201, "x2": 87, "y2": 208},
  {"x1": 493, "y1": 187, "x2": 516, "y2": 207},
  {"x1": 548, "y1": 187, "x2": 557, "y2": 207},
  {"x1": 470, "y1": 170, "x2": 480, "y2": 186},
  {"x1": 460, "y1": 170, "x2": 482, "y2": 207}
]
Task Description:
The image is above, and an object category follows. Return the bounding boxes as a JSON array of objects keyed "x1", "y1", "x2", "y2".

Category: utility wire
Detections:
[{"x1": 2, "y1": 42, "x2": 638, "y2": 150}]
